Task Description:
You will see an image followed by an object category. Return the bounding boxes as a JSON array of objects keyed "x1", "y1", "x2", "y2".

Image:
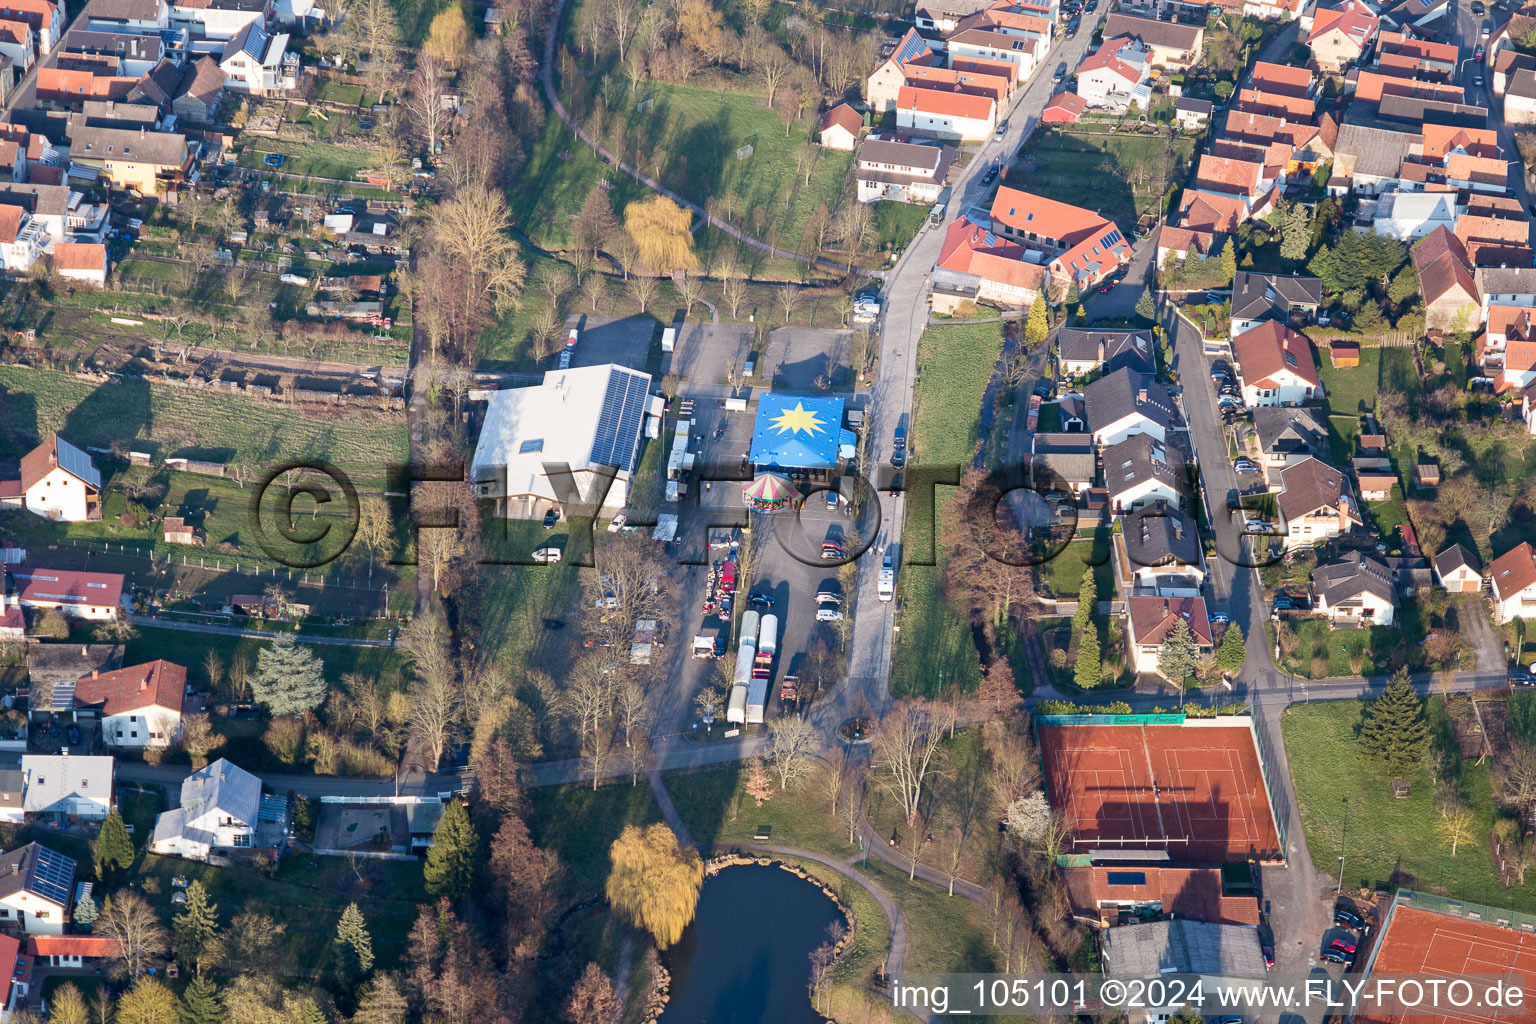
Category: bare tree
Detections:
[
  {"x1": 605, "y1": 0, "x2": 636, "y2": 62},
  {"x1": 586, "y1": 533, "x2": 671, "y2": 653},
  {"x1": 1497, "y1": 742, "x2": 1536, "y2": 818},
  {"x1": 871, "y1": 700, "x2": 946, "y2": 824},
  {"x1": 838, "y1": 768, "x2": 864, "y2": 844},
  {"x1": 615, "y1": 679, "x2": 651, "y2": 748},
  {"x1": 765, "y1": 716, "x2": 819, "y2": 790},
  {"x1": 776, "y1": 284, "x2": 799, "y2": 324},
  {"x1": 98, "y1": 890, "x2": 169, "y2": 978},
  {"x1": 754, "y1": 45, "x2": 793, "y2": 108},
  {"x1": 678, "y1": 274, "x2": 703, "y2": 315},
  {"x1": 939, "y1": 825, "x2": 967, "y2": 895},
  {"x1": 694, "y1": 685, "x2": 725, "y2": 724},
  {"x1": 818, "y1": 746, "x2": 848, "y2": 812},
  {"x1": 721, "y1": 274, "x2": 747, "y2": 319},
  {"x1": 627, "y1": 274, "x2": 658, "y2": 313},
  {"x1": 404, "y1": 54, "x2": 450, "y2": 157}
]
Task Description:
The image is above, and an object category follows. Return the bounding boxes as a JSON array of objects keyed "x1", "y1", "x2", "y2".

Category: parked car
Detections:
[
  {"x1": 542, "y1": 508, "x2": 560, "y2": 529},
  {"x1": 749, "y1": 593, "x2": 775, "y2": 608},
  {"x1": 1329, "y1": 937, "x2": 1358, "y2": 955},
  {"x1": 1244, "y1": 519, "x2": 1270, "y2": 532},
  {"x1": 607, "y1": 513, "x2": 627, "y2": 533},
  {"x1": 1098, "y1": 280, "x2": 1114, "y2": 293},
  {"x1": 1210, "y1": 612, "x2": 1231, "y2": 626},
  {"x1": 827, "y1": 487, "x2": 841, "y2": 511},
  {"x1": 531, "y1": 547, "x2": 562, "y2": 564},
  {"x1": 1321, "y1": 950, "x2": 1354, "y2": 966},
  {"x1": 1262, "y1": 946, "x2": 1275, "y2": 968},
  {"x1": 994, "y1": 119, "x2": 1009, "y2": 141},
  {"x1": 1512, "y1": 675, "x2": 1536, "y2": 687},
  {"x1": 820, "y1": 541, "x2": 847, "y2": 560},
  {"x1": 1054, "y1": 62, "x2": 1068, "y2": 82},
  {"x1": 1472, "y1": 0, "x2": 1485, "y2": 12},
  {"x1": 815, "y1": 590, "x2": 843, "y2": 605},
  {"x1": 816, "y1": 604, "x2": 844, "y2": 622},
  {"x1": 1334, "y1": 908, "x2": 1367, "y2": 929},
  {"x1": 1233, "y1": 459, "x2": 1258, "y2": 473},
  {"x1": 982, "y1": 166, "x2": 999, "y2": 184}
]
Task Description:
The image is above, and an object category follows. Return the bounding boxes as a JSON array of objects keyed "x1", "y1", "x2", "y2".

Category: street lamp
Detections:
[{"x1": 1336, "y1": 796, "x2": 1349, "y2": 895}]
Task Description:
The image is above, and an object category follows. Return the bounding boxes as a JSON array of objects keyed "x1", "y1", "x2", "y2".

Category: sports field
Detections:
[
  {"x1": 1365, "y1": 904, "x2": 1536, "y2": 1024},
  {"x1": 1038, "y1": 721, "x2": 1282, "y2": 862}
]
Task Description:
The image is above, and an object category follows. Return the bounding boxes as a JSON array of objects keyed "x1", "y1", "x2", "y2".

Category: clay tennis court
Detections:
[
  {"x1": 1038, "y1": 722, "x2": 1282, "y2": 862},
  {"x1": 1363, "y1": 905, "x2": 1536, "y2": 1024}
]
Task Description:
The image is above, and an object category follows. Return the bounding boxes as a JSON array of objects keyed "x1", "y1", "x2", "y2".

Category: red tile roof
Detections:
[
  {"x1": 897, "y1": 84, "x2": 995, "y2": 120},
  {"x1": 1042, "y1": 91, "x2": 1087, "y2": 122},
  {"x1": 1493, "y1": 542, "x2": 1536, "y2": 601},
  {"x1": 1196, "y1": 153, "x2": 1264, "y2": 196},
  {"x1": 1078, "y1": 35, "x2": 1148, "y2": 85},
  {"x1": 1249, "y1": 61, "x2": 1314, "y2": 97},
  {"x1": 819, "y1": 103, "x2": 861, "y2": 137},
  {"x1": 1127, "y1": 595, "x2": 1214, "y2": 647},
  {"x1": 74, "y1": 659, "x2": 186, "y2": 717},
  {"x1": 26, "y1": 935, "x2": 120, "y2": 958},
  {"x1": 936, "y1": 214, "x2": 1047, "y2": 293},
  {"x1": 1307, "y1": 0, "x2": 1378, "y2": 49},
  {"x1": 1233, "y1": 320, "x2": 1320, "y2": 388},
  {"x1": 53, "y1": 243, "x2": 106, "y2": 273},
  {"x1": 1421, "y1": 123, "x2": 1500, "y2": 159},
  {"x1": 903, "y1": 63, "x2": 1011, "y2": 104},
  {"x1": 7, "y1": 565, "x2": 123, "y2": 611},
  {"x1": 0, "y1": 203, "x2": 23, "y2": 245},
  {"x1": 0, "y1": 18, "x2": 29, "y2": 45}
]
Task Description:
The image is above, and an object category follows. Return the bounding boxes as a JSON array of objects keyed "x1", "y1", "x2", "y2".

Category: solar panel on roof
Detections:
[
  {"x1": 589, "y1": 368, "x2": 650, "y2": 473},
  {"x1": 28, "y1": 846, "x2": 74, "y2": 907},
  {"x1": 54, "y1": 439, "x2": 100, "y2": 488},
  {"x1": 895, "y1": 32, "x2": 929, "y2": 65}
]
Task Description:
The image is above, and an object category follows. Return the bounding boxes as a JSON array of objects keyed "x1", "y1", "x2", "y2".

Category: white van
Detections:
[{"x1": 878, "y1": 554, "x2": 895, "y2": 602}]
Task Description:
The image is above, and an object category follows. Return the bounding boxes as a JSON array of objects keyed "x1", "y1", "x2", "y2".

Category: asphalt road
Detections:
[{"x1": 1452, "y1": 0, "x2": 1536, "y2": 243}]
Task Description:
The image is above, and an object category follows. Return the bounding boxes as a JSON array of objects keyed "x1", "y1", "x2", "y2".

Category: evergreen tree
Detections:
[
  {"x1": 178, "y1": 976, "x2": 224, "y2": 1024},
  {"x1": 1280, "y1": 203, "x2": 1310, "y2": 262},
  {"x1": 1074, "y1": 627, "x2": 1101, "y2": 690},
  {"x1": 1073, "y1": 568, "x2": 1097, "y2": 638},
  {"x1": 1219, "y1": 238, "x2": 1237, "y2": 283},
  {"x1": 173, "y1": 880, "x2": 219, "y2": 974},
  {"x1": 334, "y1": 902, "x2": 375, "y2": 989},
  {"x1": 423, "y1": 798, "x2": 478, "y2": 900},
  {"x1": 1157, "y1": 619, "x2": 1199, "y2": 685},
  {"x1": 95, "y1": 809, "x2": 135, "y2": 882},
  {"x1": 1359, "y1": 669, "x2": 1430, "y2": 775},
  {"x1": 252, "y1": 634, "x2": 327, "y2": 716},
  {"x1": 1388, "y1": 265, "x2": 1419, "y2": 306},
  {"x1": 1024, "y1": 296, "x2": 1050, "y2": 347},
  {"x1": 1216, "y1": 623, "x2": 1247, "y2": 673},
  {"x1": 351, "y1": 974, "x2": 408, "y2": 1024},
  {"x1": 1135, "y1": 286, "x2": 1157, "y2": 322},
  {"x1": 1073, "y1": 304, "x2": 1086, "y2": 325},
  {"x1": 1066, "y1": 277, "x2": 1080, "y2": 306},
  {"x1": 73, "y1": 893, "x2": 98, "y2": 930}
]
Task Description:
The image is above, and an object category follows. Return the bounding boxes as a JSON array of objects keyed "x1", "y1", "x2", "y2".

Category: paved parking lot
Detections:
[
  {"x1": 763, "y1": 327, "x2": 859, "y2": 391},
  {"x1": 662, "y1": 322, "x2": 754, "y2": 385},
  {"x1": 564, "y1": 314, "x2": 659, "y2": 373}
]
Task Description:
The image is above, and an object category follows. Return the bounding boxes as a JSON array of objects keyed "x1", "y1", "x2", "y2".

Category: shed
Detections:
[
  {"x1": 1329, "y1": 339, "x2": 1360, "y2": 367},
  {"x1": 1415, "y1": 462, "x2": 1441, "y2": 487}
]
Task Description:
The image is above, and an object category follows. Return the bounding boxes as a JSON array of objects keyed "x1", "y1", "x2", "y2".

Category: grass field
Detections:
[
  {"x1": 889, "y1": 323, "x2": 1005, "y2": 699},
  {"x1": 1037, "y1": 531, "x2": 1113, "y2": 599},
  {"x1": 873, "y1": 201, "x2": 930, "y2": 254},
  {"x1": 1283, "y1": 699, "x2": 1528, "y2": 910},
  {"x1": 236, "y1": 138, "x2": 381, "y2": 181},
  {"x1": 861, "y1": 859, "x2": 998, "y2": 973},
  {"x1": 527, "y1": 781, "x2": 662, "y2": 900},
  {"x1": 0, "y1": 365, "x2": 407, "y2": 489},
  {"x1": 478, "y1": 518, "x2": 590, "y2": 682},
  {"x1": 1021, "y1": 129, "x2": 1196, "y2": 230},
  {"x1": 668, "y1": 764, "x2": 858, "y2": 859},
  {"x1": 511, "y1": 82, "x2": 852, "y2": 258}
]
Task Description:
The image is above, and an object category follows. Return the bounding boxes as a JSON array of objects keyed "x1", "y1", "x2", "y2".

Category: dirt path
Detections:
[{"x1": 1459, "y1": 595, "x2": 1508, "y2": 674}]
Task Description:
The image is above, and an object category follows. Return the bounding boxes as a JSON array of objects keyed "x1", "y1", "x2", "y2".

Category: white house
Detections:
[
  {"x1": 170, "y1": 0, "x2": 270, "y2": 40},
  {"x1": 19, "y1": 755, "x2": 113, "y2": 821},
  {"x1": 1, "y1": 566, "x2": 123, "y2": 620},
  {"x1": 1276, "y1": 457, "x2": 1362, "y2": 550},
  {"x1": 1233, "y1": 321, "x2": 1321, "y2": 407},
  {"x1": 1312, "y1": 552, "x2": 1398, "y2": 627},
  {"x1": 895, "y1": 85, "x2": 996, "y2": 142},
  {"x1": 1369, "y1": 191, "x2": 1460, "y2": 241},
  {"x1": 1125, "y1": 595, "x2": 1213, "y2": 675},
  {"x1": 855, "y1": 136, "x2": 953, "y2": 204},
  {"x1": 470, "y1": 362, "x2": 653, "y2": 522},
  {"x1": 150, "y1": 758, "x2": 261, "y2": 861},
  {"x1": 1104, "y1": 433, "x2": 1183, "y2": 514},
  {"x1": 1084, "y1": 367, "x2": 1174, "y2": 448},
  {"x1": 0, "y1": 203, "x2": 46, "y2": 274},
  {"x1": 1057, "y1": 327, "x2": 1156, "y2": 378},
  {"x1": 52, "y1": 243, "x2": 107, "y2": 285},
  {"x1": 818, "y1": 103, "x2": 861, "y2": 150},
  {"x1": 72, "y1": 659, "x2": 185, "y2": 748},
  {"x1": 0, "y1": 435, "x2": 99, "y2": 522},
  {"x1": 1433, "y1": 543, "x2": 1483, "y2": 593},
  {"x1": 0, "y1": 20, "x2": 34, "y2": 71},
  {"x1": 218, "y1": 22, "x2": 296, "y2": 94},
  {"x1": 1120, "y1": 503, "x2": 1206, "y2": 594},
  {"x1": 0, "y1": 843, "x2": 75, "y2": 934},
  {"x1": 83, "y1": 0, "x2": 170, "y2": 33},
  {"x1": 1076, "y1": 36, "x2": 1150, "y2": 109},
  {"x1": 1491, "y1": 542, "x2": 1536, "y2": 623}
]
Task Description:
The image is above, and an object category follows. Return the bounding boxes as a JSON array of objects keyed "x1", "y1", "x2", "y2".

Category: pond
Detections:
[{"x1": 660, "y1": 864, "x2": 845, "y2": 1024}]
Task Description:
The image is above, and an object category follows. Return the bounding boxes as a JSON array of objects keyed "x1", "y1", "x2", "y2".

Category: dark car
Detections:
[
  {"x1": 542, "y1": 508, "x2": 560, "y2": 530},
  {"x1": 749, "y1": 593, "x2": 775, "y2": 608},
  {"x1": 1335, "y1": 908, "x2": 1367, "y2": 929},
  {"x1": 1262, "y1": 946, "x2": 1275, "y2": 968},
  {"x1": 983, "y1": 165, "x2": 999, "y2": 184},
  {"x1": 1321, "y1": 950, "x2": 1355, "y2": 966},
  {"x1": 1472, "y1": 0, "x2": 1485, "y2": 11},
  {"x1": 1054, "y1": 62, "x2": 1068, "y2": 82},
  {"x1": 1511, "y1": 675, "x2": 1536, "y2": 687},
  {"x1": 1329, "y1": 937, "x2": 1358, "y2": 954}
]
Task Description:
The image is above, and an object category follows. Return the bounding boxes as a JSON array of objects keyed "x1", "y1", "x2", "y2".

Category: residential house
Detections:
[
  {"x1": 1492, "y1": 541, "x2": 1536, "y2": 622},
  {"x1": 126, "y1": 56, "x2": 181, "y2": 109},
  {"x1": 65, "y1": 121, "x2": 190, "y2": 193},
  {"x1": 1306, "y1": 0, "x2": 1380, "y2": 72},
  {"x1": 1120, "y1": 502, "x2": 1205, "y2": 594},
  {"x1": 1158, "y1": 189, "x2": 1248, "y2": 263},
  {"x1": 59, "y1": 28, "x2": 163, "y2": 74},
  {"x1": 73, "y1": 659, "x2": 185, "y2": 748},
  {"x1": 1246, "y1": 0, "x2": 1305, "y2": 19},
  {"x1": 1124, "y1": 595, "x2": 1213, "y2": 676},
  {"x1": 1477, "y1": 305, "x2": 1536, "y2": 391},
  {"x1": 1352, "y1": 456, "x2": 1397, "y2": 500},
  {"x1": 1030, "y1": 432, "x2": 1097, "y2": 492},
  {"x1": 1193, "y1": 152, "x2": 1272, "y2": 211},
  {"x1": 1230, "y1": 272, "x2": 1323, "y2": 334},
  {"x1": 0, "y1": 843, "x2": 74, "y2": 933},
  {"x1": 866, "y1": 28, "x2": 938, "y2": 112},
  {"x1": 1063, "y1": 863, "x2": 1260, "y2": 928},
  {"x1": 51, "y1": 242, "x2": 106, "y2": 284},
  {"x1": 149, "y1": 758, "x2": 261, "y2": 861},
  {"x1": 1312, "y1": 552, "x2": 1399, "y2": 626},
  {"x1": 19, "y1": 755, "x2": 113, "y2": 821},
  {"x1": 1084, "y1": 367, "x2": 1175, "y2": 448},
  {"x1": 1042, "y1": 91, "x2": 1088, "y2": 122},
  {"x1": 170, "y1": 0, "x2": 271, "y2": 41},
  {"x1": 36, "y1": 67, "x2": 138, "y2": 109},
  {"x1": 989, "y1": 185, "x2": 1131, "y2": 288},
  {"x1": 1433, "y1": 543, "x2": 1483, "y2": 592},
  {"x1": 1175, "y1": 97, "x2": 1212, "y2": 128},
  {"x1": 0, "y1": 0, "x2": 58, "y2": 55},
  {"x1": 1, "y1": 566, "x2": 123, "y2": 620},
  {"x1": 818, "y1": 104, "x2": 860, "y2": 150},
  {"x1": 1413, "y1": 227, "x2": 1480, "y2": 330},
  {"x1": 1477, "y1": 267, "x2": 1536, "y2": 315},
  {"x1": 902, "y1": 61, "x2": 1012, "y2": 107},
  {"x1": 0, "y1": 767, "x2": 19, "y2": 823},
  {"x1": 1276, "y1": 457, "x2": 1363, "y2": 549},
  {"x1": 0, "y1": 203, "x2": 45, "y2": 273},
  {"x1": 1495, "y1": 48, "x2": 1536, "y2": 97},
  {"x1": 218, "y1": 22, "x2": 296, "y2": 95},
  {"x1": 1100, "y1": 13, "x2": 1203, "y2": 68},
  {"x1": 0, "y1": 435, "x2": 99, "y2": 521},
  {"x1": 1330, "y1": 339, "x2": 1360, "y2": 365},
  {"x1": 171, "y1": 56, "x2": 226, "y2": 124},
  {"x1": 1330, "y1": 120, "x2": 1420, "y2": 195},
  {"x1": 1057, "y1": 327, "x2": 1156, "y2": 378},
  {"x1": 1379, "y1": 0, "x2": 1449, "y2": 29},
  {"x1": 855, "y1": 137, "x2": 953, "y2": 204},
  {"x1": 1250, "y1": 406, "x2": 1332, "y2": 479},
  {"x1": 1506, "y1": 68, "x2": 1536, "y2": 124},
  {"x1": 896, "y1": 85, "x2": 996, "y2": 141},
  {"x1": 82, "y1": 0, "x2": 170, "y2": 33},
  {"x1": 1076, "y1": 35, "x2": 1151, "y2": 109},
  {"x1": 1232, "y1": 321, "x2": 1322, "y2": 406},
  {"x1": 0, "y1": 20, "x2": 33, "y2": 71},
  {"x1": 1369, "y1": 190, "x2": 1459, "y2": 240},
  {"x1": 932, "y1": 210, "x2": 1047, "y2": 312},
  {"x1": 944, "y1": 28, "x2": 1044, "y2": 79},
  {"x1": 1104, "y1": 433, "x2": 1183, "y2": 514}
]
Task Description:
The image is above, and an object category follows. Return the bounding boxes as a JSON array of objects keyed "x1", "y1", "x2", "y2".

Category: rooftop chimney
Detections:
[
  {"x1": 1138, "y1": 387, "x2": 1148, "y2": 402},
  {"x1": 90, "y1": 670, "x2": 97, "y2": 679}
]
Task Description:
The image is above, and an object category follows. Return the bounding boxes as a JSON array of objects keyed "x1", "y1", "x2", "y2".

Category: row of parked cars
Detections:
[{"x1": 1321, "y1": 905, "x2": 1369, "y2": 966}]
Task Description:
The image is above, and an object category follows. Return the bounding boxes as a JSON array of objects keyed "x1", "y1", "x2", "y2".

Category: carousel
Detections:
[{"x1": 742, "y1": 472, "x2": 797, "y2": 513}]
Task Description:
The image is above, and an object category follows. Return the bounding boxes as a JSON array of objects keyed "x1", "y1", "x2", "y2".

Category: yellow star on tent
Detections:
[{"x1": 771, "y1": 401, "x2": 825, "y2": 436}]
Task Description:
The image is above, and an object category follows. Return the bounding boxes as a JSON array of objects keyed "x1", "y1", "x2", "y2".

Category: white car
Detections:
[
  {"x1": 607, "y1": 513, "x2": 627, "y2": 533},
  {"x1": 1243, "y1": 519, "x2": 1271, "y2": 533},
  {"x1": 816, "y1": 603, "x2": 844, "y2": 622},
  {"x1": 531, "y1": 546, "x2": 562, "y2": 563}
]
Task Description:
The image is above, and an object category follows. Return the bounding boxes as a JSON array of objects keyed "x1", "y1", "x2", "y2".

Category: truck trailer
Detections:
[{"x1": 726, "y1": 611, "x2": 761, "y2": 724}]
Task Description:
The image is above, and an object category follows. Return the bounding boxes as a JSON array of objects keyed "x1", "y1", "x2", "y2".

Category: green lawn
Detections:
[
  {"x1": 1021, "y1": 129, "x2": 1197, "y2": 230},
  {"x1": 1283, "y1": 699, "x2": 1526, "y2": 909},
  {"x1": 1037, "y1": 531, "x2": 1113, "y2": 600},
  {"x1": 124, "y1": 625, "x2": 410, "y2": 692},
  {"x1": 313, "y1": 80, "x2": 364, "y2": 107},
  {"x1": 889, "y1": 323, "x2": 1005, "y2": 699},
  {"x1": 861, "y1": 859, "x2": 998, "y2": 974},
  {"x1": 1277, "y1": 617, "x2": 1413, "y2": 678},
  {"x1": 872, "y1": 201, "x2": 930, "y2": 254},
  {"x1": 0, "y1": 365, "x2": 407, "y2": 489},
  {"x1": 510, "y1": 81, "x2": 852, "y2": 257},
  {"x1": 527, "y1": 781, "x2": 662, "y2": 900},
  {"x1": 1316, "y1": 346, "x2": 1382, "y2": 417},
  {"x1": 236, "y1": 138, "x2": 381, "y2": 181},
  {"x1": 477, "y1": 518, "x2": 591, "y2": 681},
  {"x1": 668, "y1": 765, "x2": 858, "y2": 859},
  {"x1": 1327, "y1": 413, "x2": 1360, "y2": 466}
]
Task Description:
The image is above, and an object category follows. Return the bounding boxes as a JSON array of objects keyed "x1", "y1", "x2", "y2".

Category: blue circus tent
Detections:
[{"x1": 749, "y1": 393, "x2": 845, "y2": 471}]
